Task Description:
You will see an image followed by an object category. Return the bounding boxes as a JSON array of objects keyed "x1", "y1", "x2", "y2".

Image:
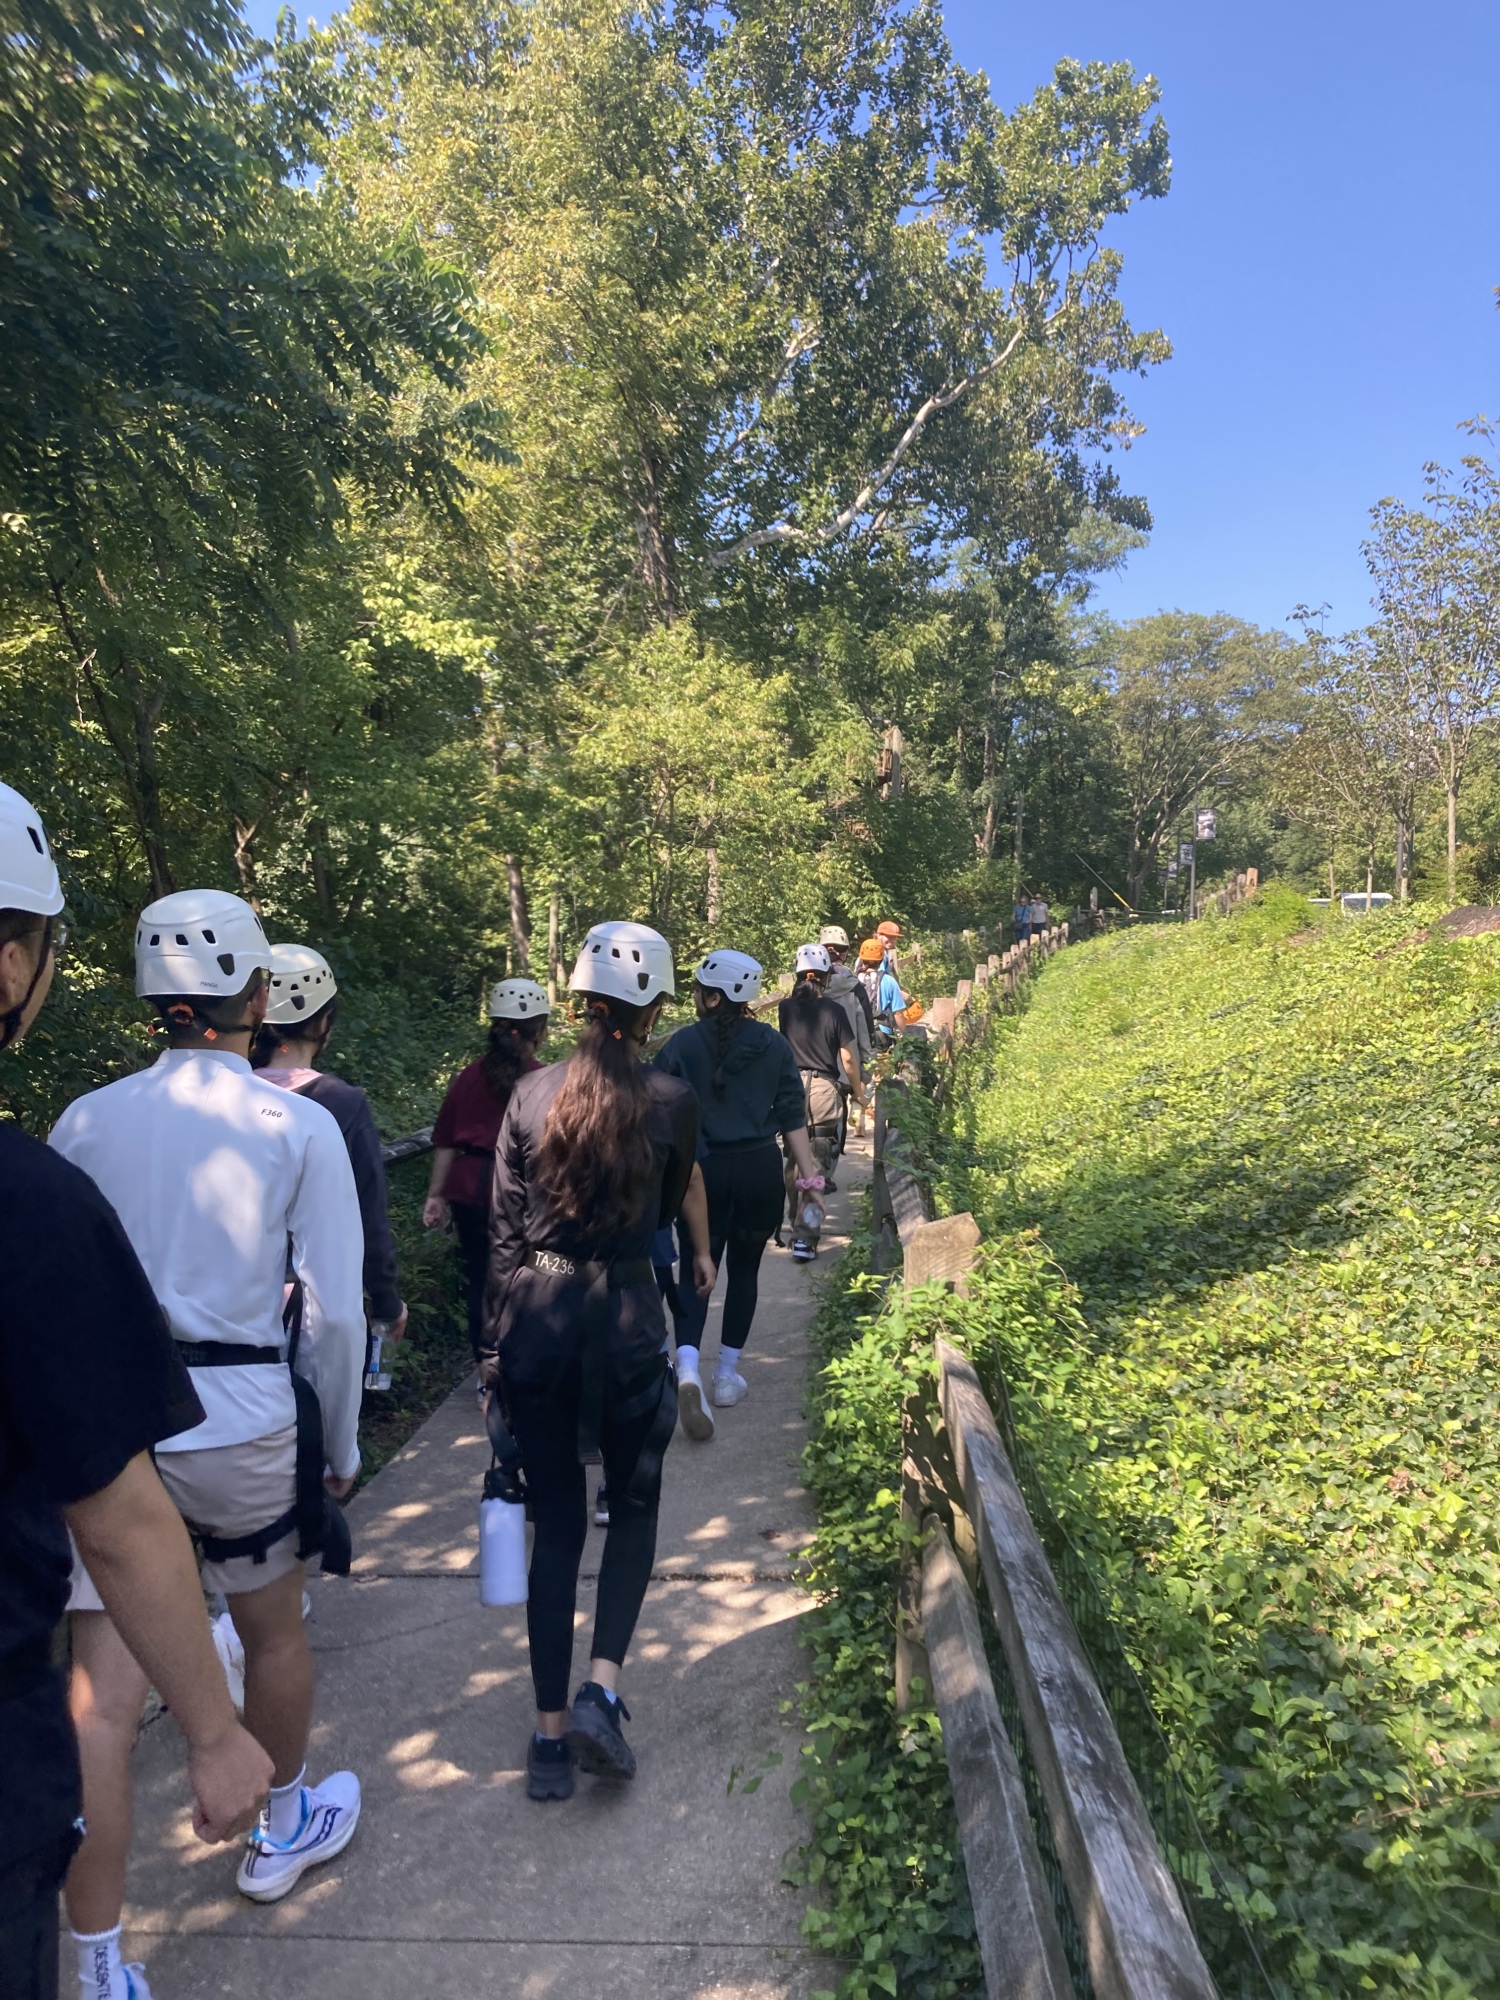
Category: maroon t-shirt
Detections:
[{"x1": 432, "y1": 1057, "x2": 542, "y2": 1209}]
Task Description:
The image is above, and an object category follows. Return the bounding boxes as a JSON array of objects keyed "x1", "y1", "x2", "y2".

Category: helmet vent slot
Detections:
[
  {"x1": 217, "y1": 953, "x2": 236, "y2": 975},
  {"x1": 175, "y1": 933, "x2": 189, "y2": 945},
  {"x1": 26, "y1": 827, "x2": 42, "y2": 854},
  {"x1": 202, "y1": 929, "x2": 216, "y2": 944}
]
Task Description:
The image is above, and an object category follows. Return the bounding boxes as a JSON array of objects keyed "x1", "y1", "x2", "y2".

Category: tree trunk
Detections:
[
  {"x1": 706, "y1": 845, "x2": 721, "y2": 927},
  {"x1": 1446, "y1": 784, "x2": 1458, "y2": 902},
  {"x1": 505, "y1": 854, "x2": 531, "y2": 963},
  {"x1": 979, "y1": 724, "x2": 998, "y2": 859},
  {"x1": 634, "y1": 448, "x2": 678, "y2": 623},
  {"x1": 232, "y1": 820, "x2": 262, "y2": 912}
]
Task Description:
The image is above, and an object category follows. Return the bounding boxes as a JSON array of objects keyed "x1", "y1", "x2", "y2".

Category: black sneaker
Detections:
[
  {"x1": 594, "y1": 1483, "x2": 610, "y2": 1527},
  {"x1": 526, "y1": 1732, "x2": 575, "y2": 1801},
  {"x1": 567, "y1": 1682, "x2": 636, "y2": 1779}
]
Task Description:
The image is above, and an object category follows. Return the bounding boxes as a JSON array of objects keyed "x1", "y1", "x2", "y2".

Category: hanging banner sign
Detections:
[
  {"x1": 1179, "y1": 841, "x2": 1195, "y2": 865},
  {"x1": 1195, "y1": 809, "x2": 1218, "y2": 841},
  {"x1": 1166, "y1": 859, "x2": 1179, "y2": 878}
]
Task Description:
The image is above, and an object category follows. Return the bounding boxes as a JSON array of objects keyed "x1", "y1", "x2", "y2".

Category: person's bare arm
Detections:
[
  {"x1": 679, "y1": 1162, "x2": 717, "y2": 1298},
  {"x1": 422, "y1": 1146, "x2": 457, "y2": 1227},
  {"x1": 840, "y1": 1043, "x2": 865, "y2": 1104},
  {"x1": 65, "y1": 1452, "x2": 272, "y2": 1841}
]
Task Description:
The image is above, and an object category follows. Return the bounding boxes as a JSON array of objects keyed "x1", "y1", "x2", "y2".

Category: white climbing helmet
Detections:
[
  {"x1": 795, "y1": 942, "x2": 831, "y2": 975},
  {"x1": 818, "y1": 925, "x2": 849, "y2": 949},
  {"x1": 490, "y1": 977, "x2": 551, "y2": 1021},
  {"x1": 0, "y1": 782, "x2": 63, "y2": 916},
  {"x1": 569, "y1": 920, "x2": 675, "y2": 1006},
  {"x1": 266, "y1": 943, "x2": 338, "y2": 1025},
  {"x1": 692, "y1": 949, "x2": 763, "y2": 1004},
  {"x1": 134, "y1": 889, "x2": 271, "y2": 998}
]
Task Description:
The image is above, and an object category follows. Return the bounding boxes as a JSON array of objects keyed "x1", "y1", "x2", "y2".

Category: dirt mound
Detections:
[{"x1": 1435, "y1": 905, "x2": 1500, "y2": 938}]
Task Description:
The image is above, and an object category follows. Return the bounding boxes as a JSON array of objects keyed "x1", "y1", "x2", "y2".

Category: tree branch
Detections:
[{"x1": 706, "y1": 316, "x2": 1036, "y2": 568}]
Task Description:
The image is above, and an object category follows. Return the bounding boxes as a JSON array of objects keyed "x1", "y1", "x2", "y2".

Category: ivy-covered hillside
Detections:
[{"x1": 940, "y1": 891, "x2": 1500, "y2": 1998}]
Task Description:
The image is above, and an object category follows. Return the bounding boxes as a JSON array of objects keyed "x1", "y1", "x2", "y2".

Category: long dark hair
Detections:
[
  {"x1": 250, "y1": 996, "x2": 337, "y2": 1070},
  {"x1": 789, "y1": 971, "x2": 823, "y2": 1013},
  {"x1": 696, "y1": 981, "x2": 748, "y2": 1098},
  {"x1": 535, "y1": 997, "x2": 656, "y2": 1246},
  {"x1": 482, "y1": 1016, "x2": 545, "y2": 1099}
]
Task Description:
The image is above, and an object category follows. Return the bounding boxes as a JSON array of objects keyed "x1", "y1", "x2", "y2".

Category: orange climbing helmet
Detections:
[
  {"x1": 876, "y1": 920, "x2": 901, "y2": 940},
  {"x1": 857, "y1": 937, "x2": 885, "y2": 964}
]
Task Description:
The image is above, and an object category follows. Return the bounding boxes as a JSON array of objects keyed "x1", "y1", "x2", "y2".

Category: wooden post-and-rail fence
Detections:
[{"x1": 871, "y1": 919, "x2": 1220, "y2": 2000}]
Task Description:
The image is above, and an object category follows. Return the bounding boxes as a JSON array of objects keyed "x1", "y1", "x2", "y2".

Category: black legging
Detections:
[
  {"x1": 676, "y1": 1140, "x2": 784, "y2": 1355},
  {"x1": 508, "y1": 1367, "x2": 666, "y2": 1713},
  {"x1": 449, "y1": 1199, "x2": 489, "y2": 1362}
]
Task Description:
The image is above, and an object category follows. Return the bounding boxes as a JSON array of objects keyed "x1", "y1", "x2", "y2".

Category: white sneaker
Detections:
[
  {"x1": 211, "y1": 1612, "x2": 245, "y2": 1713},
  {"x1": 677, "y1": 1376, "x2": 715, "y2": 1441},
  {"x1": 710, "y1": 1370, "x2": 748, "y2": 1407},
  {"x1": 236, "y1": 1772, "x2": 362, "y2": 1902},
  {"x1": 791, "y1": 1238, "x2": 817, "y2": 1262}
]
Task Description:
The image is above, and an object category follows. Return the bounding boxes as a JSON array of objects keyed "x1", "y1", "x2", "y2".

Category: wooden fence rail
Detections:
[{"x1": 871, "y1": 915, "x2": 1222, "y2": 2000}]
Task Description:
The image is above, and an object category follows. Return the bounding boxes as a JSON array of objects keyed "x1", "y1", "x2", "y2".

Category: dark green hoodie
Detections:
[{"x1": 653, "y1": 1015, "x2": 806, "y2": 1147}]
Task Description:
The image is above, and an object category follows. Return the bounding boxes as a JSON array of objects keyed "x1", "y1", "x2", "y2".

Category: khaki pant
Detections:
[
  {"x1": 68, "y1": 1424, "x2": 301, "y2": 1607},
  {"x1": 784, "y1": 1072, "x2": 841, "y2": 1244}
]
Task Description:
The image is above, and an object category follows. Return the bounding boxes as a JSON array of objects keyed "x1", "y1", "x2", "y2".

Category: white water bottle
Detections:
[{"x1": 479, "y1": 1476, "x2": 528, "y2": 1606}]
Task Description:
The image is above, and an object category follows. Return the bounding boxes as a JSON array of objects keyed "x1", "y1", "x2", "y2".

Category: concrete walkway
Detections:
[{"x1": 118, "y1": 1139, "x2": 871, "y2": 1999}]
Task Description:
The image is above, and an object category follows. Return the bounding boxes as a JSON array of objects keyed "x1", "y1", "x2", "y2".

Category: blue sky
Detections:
[
  {"x1": 942, "y1": 0, "x2": 1499, "y2": 635},
  {"x1": 248, "y1": 0, "x2": 1498, "y2": 637}
]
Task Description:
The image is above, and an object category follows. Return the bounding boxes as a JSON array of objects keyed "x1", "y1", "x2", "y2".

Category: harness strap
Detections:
[
  {"x1": 193, "y1": 1503, "x2": 298, "y2": 1569},
  {"x1": 616, "y1": 1361, "x2": 678, "y2": 1510},
  {"x1": 189, "y1": 1396, "x2": 350, "y2": 1574},
  {"x1": 575, "y1": 1261, "x2": 612, "y2": 1467},
  {"x1": 176, "y1": 1340, "x2": 282, "y2": 1369}
]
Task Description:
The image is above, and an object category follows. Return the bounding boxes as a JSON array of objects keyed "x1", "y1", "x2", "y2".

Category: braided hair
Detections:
[{"x1": 700, "y1": 986, "x2": 749, "y2": 1097}]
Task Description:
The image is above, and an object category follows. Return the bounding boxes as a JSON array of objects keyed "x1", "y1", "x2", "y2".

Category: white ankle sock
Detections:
[
  {"x1": 676, "y1": 1344, "x2": 701, "y2": 1383},
  {"x1": 72, "y1": 1924, "x2": 127, "y2": 2000},
  {"x1": 267, "y1": 1767, "x2": 307, "y2": 1843},
  {"x1": 716, "y1": 1344, "x2": 743, "y2": 1378}
]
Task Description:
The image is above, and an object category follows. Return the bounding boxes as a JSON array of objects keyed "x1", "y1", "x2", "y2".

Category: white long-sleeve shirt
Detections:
[{"x1": 50, "y1": 1047, "x2": 366, "y2": 1479}]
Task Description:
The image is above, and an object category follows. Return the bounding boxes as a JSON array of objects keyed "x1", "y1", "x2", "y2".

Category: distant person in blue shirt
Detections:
[
  {"x1": 1014, "y1": 894, "x2": 1031, "y2": 943},
  {"x1": 855, "y1": 938, "x2": 908, "y2": 1045}
]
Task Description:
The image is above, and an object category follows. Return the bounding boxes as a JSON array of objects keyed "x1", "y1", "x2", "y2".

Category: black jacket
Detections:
[
  {"x1": 653, "y1": 1016, "x2": 806, "y2": 1147},
  {"x1": 293, "y1": 1074, "x2": 403, "y2": 1322},
  {"x1": 481, "y1": 1060, "x2": 698, "y2": 1395}
]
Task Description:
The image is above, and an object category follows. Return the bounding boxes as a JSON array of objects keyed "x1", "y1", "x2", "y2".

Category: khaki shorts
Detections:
[{"x1": 68, "y1": 1424, "x2": 302, "y2": 1609}]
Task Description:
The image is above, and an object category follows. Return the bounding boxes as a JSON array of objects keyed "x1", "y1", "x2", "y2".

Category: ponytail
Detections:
[
  {"x1": 790, "y1": 972, "x2": 822, "y2": 1013},
  {"x1": 536, "y1": 998, "x2": 656, "y2": 1246},
  {"x1": 482, "y1": 1015, "x2": 543, "y2": 1100}
]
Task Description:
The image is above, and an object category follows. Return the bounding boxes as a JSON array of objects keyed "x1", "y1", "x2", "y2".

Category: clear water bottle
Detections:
[
  {"x1": 799, "y1": 1198, "x2": 824, "y2": 1234},
  {"x1": 364, "y1": 1325, "x2": 392, "y2": 1392}
]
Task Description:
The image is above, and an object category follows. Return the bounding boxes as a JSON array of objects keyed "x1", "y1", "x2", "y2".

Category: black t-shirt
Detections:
[
  {"x1": 0, "y1": 1122, "x2": 202, "y2": 1863},
  {"x1": 778, "y1": 992, "x2": 854, "y2": 1081}
]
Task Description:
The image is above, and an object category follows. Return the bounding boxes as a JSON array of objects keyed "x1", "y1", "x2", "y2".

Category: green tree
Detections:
[
  {"x1": 1105, "y1": 611, "x2": 1298, "y2": 909},
  {"x1": 1364, "y1": 426, "x2": 1500, "y2": 902}
]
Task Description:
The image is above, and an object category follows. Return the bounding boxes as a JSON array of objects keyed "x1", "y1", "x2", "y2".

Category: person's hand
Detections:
[
  {"x1": 693, "y1": 1252, "x2": 717, "y2": 1299},
  {"x1": 186, "y1": 1718, "x2": 273, "y2": 1843},
  {"x1": 422, "y1": 1195, "x2": 447, "y2": 1230},
  {"x1": 384, "y1": 1303, "x2": 409, "y2": 1347},
  {"x1": 324, "y1": 1469, "x2": 357, "y2": 1502}
]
